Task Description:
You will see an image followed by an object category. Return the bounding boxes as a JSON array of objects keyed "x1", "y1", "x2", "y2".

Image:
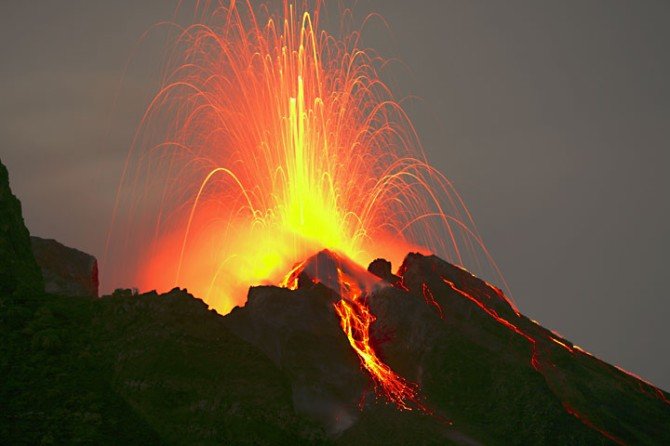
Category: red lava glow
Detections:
[
  {"x1": 438, "y1": 275, "x2": 645, "y2": 441},
  {"x1": 280, "y1": 250, "x2": 427, "y2": 411},
  {"x1": 103, "y1": 1, "x2": 666, "y2": 429},
  {"x1": 441, "y1": 277, "x2": 541, "y2": 371},
  {"x1": 106, "y1": 0, "x2": 502, "y2": 316},
  {"x1": 421, "y1": 283, "x2": 444, "y2": 319},
  {"x1": 562, "y1": 404, "x2": 625, "y2": 445},
  {"x1": 333, "y1": 268, "x2": 420, "y2": 411}
]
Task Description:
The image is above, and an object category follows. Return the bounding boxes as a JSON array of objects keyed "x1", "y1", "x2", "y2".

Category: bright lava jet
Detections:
[{"x1": 106, "y1": 0, "x2": 505, "y2": 411}]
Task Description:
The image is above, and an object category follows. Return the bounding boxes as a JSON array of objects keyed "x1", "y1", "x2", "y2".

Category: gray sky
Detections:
[{"x1": 1, "y1": 1, "x2": 668, "y2": 390}]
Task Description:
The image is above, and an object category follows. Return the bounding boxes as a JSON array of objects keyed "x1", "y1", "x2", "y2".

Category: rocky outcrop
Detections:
[
  {"x1": 367, "y1": 257, "x2": 400, "y2": 284},
  {"x1": 225, "y1": 283, "x2": 365, "y2": 435},
  {"x1": 223, "y1": 250, "x2": 670, "y2": 444},
  {"x1": 0, "y1": 158, "x2": 43, "y2": 298},
  {"x1": 30, "y1": 236, "x2": 99, "y2": 297},
  {"x1": 2, "y1": 154, "x2": 668, "y2": 443}
]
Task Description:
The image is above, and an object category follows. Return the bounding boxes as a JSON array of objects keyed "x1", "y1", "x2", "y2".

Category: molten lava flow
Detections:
[
  {"x1": 442, "y1": 277, "x2": 540, "y2": 370},
  {"x1": 562, "y1": 404, "x2": 625, "y2": 445},
  {"x1": 106, "y1": 0, "x2": 504, "y2": 315},
  {"x1": 421, "y1": 283, "x2": 444, "y2": 319},
  {"x1": 437, "y1": 274, "x2": 633, "y2": 440},
  {"x1": 333, "y1": 268, "x2": 419, "y2": 411},
  {"x1": 279, "y1": 250, "x2": 424, "y2": 411}
]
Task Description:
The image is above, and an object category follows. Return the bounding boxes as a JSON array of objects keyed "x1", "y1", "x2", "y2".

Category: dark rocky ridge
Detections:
[
  {"x1": 225, "y1": 284, "x2": 365, "y2": 435},
  {"x1": 368, "y1": 253, "x2": 670, "y2": 444},
  {"x1": 224, "y1": 250, "x2": 670, "y2": 444},
  {"x1": 367, "y1": 257, "x2": 400, "y2": 284},
  {"x1": 31, "y1": 236, "x2": 99, "y2": 297},
  {"x1": 0, "y1": 159, "x2": 43, "y2": 298},
  {"x1": 1, "y1": 157, "x2": 669, "y2": 444},
  {"x1": 0, "y1": 158, "x2": 318, "y2": 444}
]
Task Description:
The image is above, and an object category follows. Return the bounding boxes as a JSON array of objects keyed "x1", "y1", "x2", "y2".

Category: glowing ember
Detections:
[
  {"x1": 106, "y1": 0, "x2": 500, "y2": 315},
  {"x1": 104, "y1": 0, "x2": 513, "y2": 415}
]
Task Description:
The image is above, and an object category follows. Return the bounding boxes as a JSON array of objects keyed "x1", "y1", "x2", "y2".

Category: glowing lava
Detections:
[
  {"x1": 106, "y1": 0, "x2": 502, "y2": 315},
  {"x1": 335, "y1": 262, "x2": 417, "y2": 410},
  {"x1": 334, "y1": 278, "x2": 419, "y2": 411},
  {"x1": 283, "y1": 250, "x2": 424, "y2": 411}
]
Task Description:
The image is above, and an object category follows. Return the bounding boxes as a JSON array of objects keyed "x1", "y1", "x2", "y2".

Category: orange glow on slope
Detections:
[
  {"x1": 333, "y1": 268, "x2": 420, "y2": 410},
  {"x1": 421, "y1": 283, "x2": 444, "y2": 319},
  {"x1": 278, "y1": 250, "x2": 427, "y2": 411},
  {"x1": 435, "y1": 274, "x2": 633, "y2": 441},
  {"x1": 107, "y1": 0, "x2": 505, "y2": 315},
  {"x1": 441, "y1": 277, "x2": 541, "y2": 371}
]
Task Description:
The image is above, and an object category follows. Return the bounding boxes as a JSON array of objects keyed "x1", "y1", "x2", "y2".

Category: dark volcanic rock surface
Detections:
[
  {"x1": 92, "y1": 287, "x2": 319, "y2": 444},
  {"x1": 0, "y1": 158, "x2": 43, "y2": 298},
  {"x1": 1, "y1": 285, "x2": 321, "y2": 445},
  {"x1": 1, "y1": 156, "x2": 668, "y2": 444},
  {"x1": 389, "y1": 253, "x2": 670, "y2": 444},
  {"x1": 31, "y1": 236, "x2": 99, "y2": 297},
  {"x1": 224, "y1": 250, "x2": 670, "y2": 445},
  {"x1": 225, "y1": 283, "x2": 366, "y2": 435},
  {"x1": 0, "y1": 161, "x2": 319, "y2": 445},
  {"x1": 368, "y1": 257, "x2": 400, "y2": 284}
]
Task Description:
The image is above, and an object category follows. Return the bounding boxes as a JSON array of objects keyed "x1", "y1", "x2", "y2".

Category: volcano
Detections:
[
  {"x1": 224, "y1": 249, "x2": 670, "y2": 444},
  {"x1": 3, "y1": 0, "x2": 670, "y2": 442},
  {"x1": 3, "y1": 154, "x2": 670, "y2": 445}
]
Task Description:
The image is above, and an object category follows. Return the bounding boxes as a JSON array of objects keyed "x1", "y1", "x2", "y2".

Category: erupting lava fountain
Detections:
[{"x1": 106, "y1": 0, "x2": 507, "y2": 317}]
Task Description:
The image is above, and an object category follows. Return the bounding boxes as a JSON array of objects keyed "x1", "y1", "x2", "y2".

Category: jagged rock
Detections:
[
  {"x1": 225, "y1": 283, "x2": 366, "y2": 435},
  {"x1": 30, "y1": 236, "x2": 99, "y2": 297},
  {"x1": 93, "y1": 287, "x2": 318, "y2": 444},
  {"x1": 2, "y1": 153, "x2": 668, "y2": 443},
  {"x1": 2, "y1": 284, "x2": 319, "y2": 445},
  {"x1": 0, "y1": 158, "x2": 43, "y2": 298},
  {"x1": 224, "y1": 250, "x2": 670, "y2": 444},
  {"x1": 367, "y1": 257, "x2": 400, "y2": 284}
]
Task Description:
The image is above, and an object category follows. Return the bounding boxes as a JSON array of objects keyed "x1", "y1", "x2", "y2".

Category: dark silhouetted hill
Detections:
[
  {"x1": 31, "y1": 236, "x2": 99, "y2": 297},
  {"x1": 0, "y1": 159, "x2": 42, "y2": 299},
  {"x1": 1, "y1": 159, "x2": 668, "y2": 444}
]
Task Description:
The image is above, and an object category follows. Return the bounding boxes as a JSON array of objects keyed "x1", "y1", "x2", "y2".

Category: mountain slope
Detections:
[
  {"x1": 1, "y1": 158, "x2": 668, "y2": 444},
  {"x1": 370, "y1": 252, "x2": 670, "y2": 444},
  {"x1": 0, "y1": 159, "x2": 320, "y2": 445},
  {"x1": 223, "y1": 249, "x2": 670, "y2": 444},
  {"x1": 0, "y1": 159, "x2": 43, "y2": 299},
  {"x1": 1, "y1": 287, "x2": 323, "y2": 445}
]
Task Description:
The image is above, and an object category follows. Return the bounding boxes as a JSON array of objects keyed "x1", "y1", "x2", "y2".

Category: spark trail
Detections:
[
  {"x1": 107, "y1": 0, "x2": 506, "y2": 412},
  {"x1": 107, "y1": 0, "x2": 504, "y2": 315}
]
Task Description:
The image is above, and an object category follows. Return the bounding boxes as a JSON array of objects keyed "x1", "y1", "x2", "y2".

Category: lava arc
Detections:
[{"x1": 106, "y1": 0, "x2": 504, "y2": 315}]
